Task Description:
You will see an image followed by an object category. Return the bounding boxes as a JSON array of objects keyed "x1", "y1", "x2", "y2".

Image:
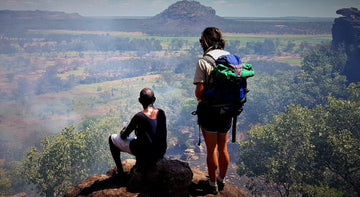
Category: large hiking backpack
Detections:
[
  {"x1": 198, "y1": 53, "x2": 254, "y2": 142},
  {"x1": 203, "y1": 54, "x2": 254, "y2": 116}
]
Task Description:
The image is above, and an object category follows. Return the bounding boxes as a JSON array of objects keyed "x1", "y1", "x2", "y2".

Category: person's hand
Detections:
[{"x1": 120, "y1": 127, "x2": 126, "y2": 135}]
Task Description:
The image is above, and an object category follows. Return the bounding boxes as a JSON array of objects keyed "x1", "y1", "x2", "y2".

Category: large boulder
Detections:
[{"x1": 65, "y1": 159, "x2": 247, "y2": 197}]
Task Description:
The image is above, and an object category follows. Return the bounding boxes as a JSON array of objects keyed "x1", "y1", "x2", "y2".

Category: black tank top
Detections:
[
  {"x1": 137, "y1": 111, "x2": 157, "y2": 143},
  {"x1": 129, "y1": 109, "x2": 167, "y2": 160}
]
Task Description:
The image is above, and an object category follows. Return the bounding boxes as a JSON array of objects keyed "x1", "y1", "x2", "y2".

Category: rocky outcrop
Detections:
[
  {"x1": 65, "y1": 159, "x2": 247, "y2": 197},
  {"x1": 0, "y1": 10, "x2": 82, "y2": 20},
  {"x1": 148, "y1": 0, "x2": 223, "y2": 36},
  {"x1": 153, "y1": 0, "x2": 220, "y2": 23},
  {"x1": 336, "y1": 7, "x2": 360, "y2": 18},
  {"x1": 332, "y1": 7, "x2": 360, "y2": 83}
]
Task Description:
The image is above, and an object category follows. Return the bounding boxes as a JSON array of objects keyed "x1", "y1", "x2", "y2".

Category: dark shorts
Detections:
[{"x1": 196, "y1": 102, "x2": 232, "y2": 133}]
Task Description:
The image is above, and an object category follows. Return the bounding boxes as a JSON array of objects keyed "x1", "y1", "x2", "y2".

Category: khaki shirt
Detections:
[{"x1": 193, "y1": 49, "x2": 230, "y2": 86}]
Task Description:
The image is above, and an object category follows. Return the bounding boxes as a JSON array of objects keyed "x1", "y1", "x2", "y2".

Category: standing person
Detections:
[
  {"x1": 109, "y1": 88, "x2": 167, "y2": 177},
  {"x1": 193, "y1": 27, "x2": 231, "y2": 194}
]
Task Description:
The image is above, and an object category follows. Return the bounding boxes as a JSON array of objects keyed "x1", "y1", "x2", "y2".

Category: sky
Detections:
[{"x1": 0, "y1": 0, "x2": 359, "y2": 18}]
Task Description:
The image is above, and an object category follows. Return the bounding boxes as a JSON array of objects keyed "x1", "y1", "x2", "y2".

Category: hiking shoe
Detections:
[
  {"x1": 203, "y1": 181, "x2": 218, "y2": 195},
  {"x1": 217, "y1": 179, "x2": 225, "y2": 191}
]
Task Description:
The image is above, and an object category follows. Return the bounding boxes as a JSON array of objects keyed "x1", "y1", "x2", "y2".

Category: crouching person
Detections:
[{"x1": 109, "y1": 88, "x2": 167, "y2": 176}]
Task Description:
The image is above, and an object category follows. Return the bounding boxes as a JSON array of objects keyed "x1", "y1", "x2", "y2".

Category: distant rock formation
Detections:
[
  {"x1": 148, "y1": 0, "x2": 223, "y2": 36},
  {"x1": 0, "y1": 10, "x2": 82, "y2": 20},
  {"x1": 336, "y1": 7, "x2": 360, "y2": 18},
  {"x1": 65, "y1": 159, "x2": 247, "y2": 197},
  {"x1": 153, "y1": 0, "x2": 220, "y2": 22},
  {"x1": 332, "y1": 7, "x2": 360, "y2": 83}
]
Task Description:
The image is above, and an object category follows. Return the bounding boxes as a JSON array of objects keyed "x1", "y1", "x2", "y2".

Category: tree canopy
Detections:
[{"x1": 238, "y1": 69, "x2": 360, "y2": 196}]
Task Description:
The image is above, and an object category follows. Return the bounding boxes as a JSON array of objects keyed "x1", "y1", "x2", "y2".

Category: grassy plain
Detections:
[
  {"x1": 28, "y1": 29, "x2": 331, "y2": 50},
  {"x1": 224, "y1": 33, "x2": 332, "y2": 55}
]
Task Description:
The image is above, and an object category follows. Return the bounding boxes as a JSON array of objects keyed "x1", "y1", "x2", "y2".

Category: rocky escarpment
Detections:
[
  {"x1": 65, "y1": 159, "x2": 247, "y2": 197},
  {"x1": 148, "y1": 0, "x2": 223, "y2": 36},
  {"x1": 0, "y1": 10, "x2": 82, "y2": 20},
  {"x1": 332, "y1": 7, "x2": 360, "y2": 83},
  {"x1": 153, "y1": 0, "x2": 220, "y2": 23}
]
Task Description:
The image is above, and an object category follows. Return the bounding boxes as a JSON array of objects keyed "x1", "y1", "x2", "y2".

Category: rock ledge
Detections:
[{"x1": 65, "y1": 159, "x2": 247, "y2": 197}]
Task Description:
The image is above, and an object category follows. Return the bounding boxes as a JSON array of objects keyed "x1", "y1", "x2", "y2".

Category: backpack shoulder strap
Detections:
[
  {"x1": 201, "y1": 54, "x2": 217, "y2": 90},
  {"x1": 202, "y1": 54, "x2": 216, "y2": 67}
]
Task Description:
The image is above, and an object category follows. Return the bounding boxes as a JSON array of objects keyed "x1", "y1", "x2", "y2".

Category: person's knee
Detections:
[
  {"x1": 109, "y1": 135, "x2": 116, "y2": 149},
  {"x1": 109, "y1": 135, "x2": 112, "y2": 144},
  {"x1": 218, "y1": 149, "x2": 229, "y2": 159},
  {"x1": 208, "y1": 159, "x2": 219, "y2": 169},
  {"x1": 217, "y1": 142, "x2": 228, "y2": 154}
]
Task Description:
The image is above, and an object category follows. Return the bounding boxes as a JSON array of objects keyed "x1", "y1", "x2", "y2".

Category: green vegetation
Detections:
[
  {"x1": 238, "y1": 93, "x2": 360, "y2": 196},
  {"x1": 22, "y1": 119, "x2": 128, "y2": 197},
  {"x1": 238, "y1": 46, "x2": 359, "y2": 196}
]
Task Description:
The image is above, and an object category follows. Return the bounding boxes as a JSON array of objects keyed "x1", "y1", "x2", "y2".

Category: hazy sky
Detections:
[{"x1": 1, "y1": 0, "x2": 359, "y2": 18}]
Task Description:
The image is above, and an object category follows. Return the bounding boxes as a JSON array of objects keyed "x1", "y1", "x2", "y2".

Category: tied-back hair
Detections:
[{"x1": 201, "y1": 27, "x2": 225, "y2": 51}]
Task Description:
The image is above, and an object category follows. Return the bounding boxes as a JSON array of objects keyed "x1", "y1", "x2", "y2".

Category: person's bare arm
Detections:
[
  {"x1": 195, "y1": 83, "x2": 204, "y2": 102},
  {"x1": 120, "y1": 114, "x2": 139, "y2": 139}
]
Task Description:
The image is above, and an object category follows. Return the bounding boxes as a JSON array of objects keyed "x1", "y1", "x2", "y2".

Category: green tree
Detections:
[
  {"x1": 82, "y1": 116, "x2": 123, "y2": 174},
  {"x1": 283, "y1": 40, "x2": 295, "y2": 53},
  {"x1": 168, "y1": 39, "x2": 185, "y2": 51},
  {"x1": 311, "y1": 95, "x2": 360, "y2": 196},
  {"x1": 23, "y1": 126, "x2": 88, "y2": 197},
  {"x1": 239, "y1": 42, "x2": 347, "y2": 129},
  {"x1": 36, "y1": 66, "x2": 64, "y2": 95},
  {"x1": 22, "y1": 115, "x2": 124, "y2": 197},
  {"x1": 0, "y1": 160, "x2": 12, "y2": 196},
  {"x1": 291, "y1": 43, "x2": 347, "y2": 108},
  {"x1": 5, "y1": 160, "x2": 35, "y2": 196},
  {"x1": 240, "y1": 72, "x2": 295, "y2": 127},
  {"x1": 238, "y1": 104, "x2": 316, "y2": 196},
  {"x1": 226, "y1": 40, "x2": 241, "y2": 54},
  {"x1": 238, "y1": 91, "x2": 360, "y2": 196},
  {"x1": 261, "y1": 38, "x2": 277, "y2": 55}
]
